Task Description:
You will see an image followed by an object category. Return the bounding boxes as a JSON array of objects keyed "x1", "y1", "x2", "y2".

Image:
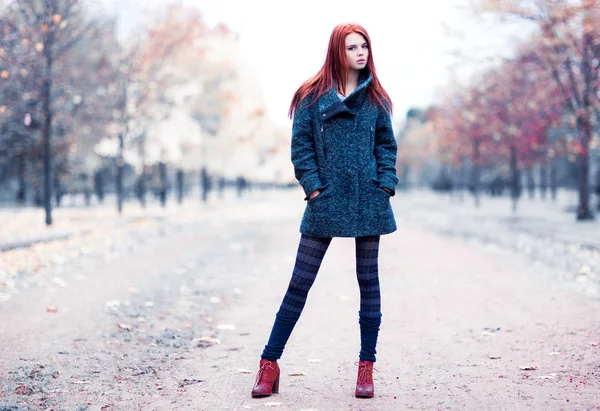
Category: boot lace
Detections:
[
  {"x1": 255, "y1": 361, "x2": 275, "y2": 385},
  {"x1": 355, "y1": 361, "x2": 375, "y2": 384}
]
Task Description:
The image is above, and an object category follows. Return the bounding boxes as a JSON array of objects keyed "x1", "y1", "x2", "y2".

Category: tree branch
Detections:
[{"x1": 564, "y1": 57, "x2": 583, "y2": 108}]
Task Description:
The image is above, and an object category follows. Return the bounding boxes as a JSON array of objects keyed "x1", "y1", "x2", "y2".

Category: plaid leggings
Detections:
[{"x1": 261, "y1": 234, "x2": 382, "y2": 362}]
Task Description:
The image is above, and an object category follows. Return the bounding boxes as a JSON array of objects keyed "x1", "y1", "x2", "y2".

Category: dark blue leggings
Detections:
[{"x1": 261, "y1": 234, "x2": 382, "y2": 362}]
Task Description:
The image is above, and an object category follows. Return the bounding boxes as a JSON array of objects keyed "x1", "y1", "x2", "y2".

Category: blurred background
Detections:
[
  {"x1": 1, "y1": 3, "x2": 600, "y2": 408},
  {"x1": 0, "y1": 0, "x2": 599, "y2": 224}
]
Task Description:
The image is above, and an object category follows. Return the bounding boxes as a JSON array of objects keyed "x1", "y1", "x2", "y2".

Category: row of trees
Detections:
[
  {"x1": 0, "y1": 0, "x2": 292, "y2": 224},
  {"x1": 399, "y1": 0, "x2": 600, "y2": 220}
]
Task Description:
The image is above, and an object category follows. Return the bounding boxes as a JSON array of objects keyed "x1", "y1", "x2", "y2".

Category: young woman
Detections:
[{"x1": 251, "y1": 22, "x2": 398, "y2": 399}]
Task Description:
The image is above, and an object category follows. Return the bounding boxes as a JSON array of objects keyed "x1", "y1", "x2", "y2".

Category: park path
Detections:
[{"x1": 0, "y1": 189, "x2": 599, "y2": 410}]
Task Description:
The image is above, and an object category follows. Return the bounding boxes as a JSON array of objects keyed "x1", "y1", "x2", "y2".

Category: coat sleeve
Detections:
[
  {"x1": 291, "y1": 98, "x2": 325, "y2": 199},
  {"x1": 374, "y1": 105, "x2": 399, "y2": 196}
]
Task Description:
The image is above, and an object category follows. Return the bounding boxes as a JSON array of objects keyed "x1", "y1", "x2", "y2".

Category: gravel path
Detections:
[{"x1": 1, "y1": 190, "x2": 598, "y2": 410}]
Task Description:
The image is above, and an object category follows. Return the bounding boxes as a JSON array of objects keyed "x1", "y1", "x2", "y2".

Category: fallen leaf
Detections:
[
  {"x1": 193, "y1": 336, "x2": 221, "y2": 345},
  {"x1": 591, "y1": 342, "x2": 598, "y2": 347},
  {"x1": 46, "y1": 305, "x2": 58, "y2": 313},
  {"x1": 288, "y1": 370, "x2": 306, "y2": 376},
  {"x1": 538, "y1": 373, "x2": 557, "y2": 380},
  {"x1": 178, "y1": 378, "x2": 204, "y2": 387},
  {"x1": 483, "y1": 327, "x2": 501, "y2": 332},
  {"x1": 117, "y1": 323, "x2": 132, "y2": 331},
  {"x1": 519, "y1": 366, "x2": 538, "y2": 371},
  {"x1": 238, "y1": 369, "x2": 253, "y2": 374},
  {"x1": 489, "y1": 356, "x2": 501, "y2": 360},
  {"x1": 14, "y1": 385, "x2": 31, "y2": 395}
]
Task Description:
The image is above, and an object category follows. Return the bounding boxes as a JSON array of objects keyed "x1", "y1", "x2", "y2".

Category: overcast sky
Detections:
[{"x1": 100, "y1": 0, "x2": 533, "y2": 128}]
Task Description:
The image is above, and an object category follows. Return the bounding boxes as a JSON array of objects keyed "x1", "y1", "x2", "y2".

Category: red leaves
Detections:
[{"x1": 14, "y1": 384, "x2": 32, "y2": 395}]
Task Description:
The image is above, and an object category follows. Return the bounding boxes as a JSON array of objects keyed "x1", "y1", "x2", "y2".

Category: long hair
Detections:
[{"x1": 288, "y1": 23, "x2": 393, "y2": 118}]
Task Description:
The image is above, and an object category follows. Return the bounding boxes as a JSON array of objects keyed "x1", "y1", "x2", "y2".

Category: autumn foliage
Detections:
[{"x1": 410, "y1": 0, "x2": 600, "y2": 218}]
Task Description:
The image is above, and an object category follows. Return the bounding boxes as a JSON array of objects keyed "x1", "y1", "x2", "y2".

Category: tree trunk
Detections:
[
  {"x1": 94, "y1": 170, "x2": 105, "y2": 204},
  {"x1": 471, "y1": 139, "x2": 480, "y2": 207},
  {"x1": 16, "y1": 155, "x2": 26, "y2": 205},
  {"x1": 117, "y1": 133, "x2": 124, "y2": 215},
  {"x1": 137, "y1": 168, "x2": 147, "y2": 208},
  {"x1": 540, "y1": 162, "x2": 548, "y2": 200},
  {"x1": 510, "y1": 145, "x2": 519, "y2": 212},
  {"x1": 176, "y1": 168, "x2": 184, "y2": 205},
  {"x1": 43, "y1": 77, "x2": 53, "y2": 225},
  {"x1": 138, "y1": 140, "x2": 147, "y2": 208},
  {"x1": 84, "y1": 189, "x2": 91, "y2": 206},
  {"x1": 576, "y1": 115, "x2": 594, "y2": 220},
  {"x1": 159, "y1": 161, "x2": 167, "y2": 208},
  {"x1": 458, "y1": 162, "x2": 466, "y2": 203},
  {"x1": 596, "y1": 168, "x2": 600, "y2": 211},
  {"x1": 218, "y1": 176, "x2": 225, "y2": 199},
  {"x1": 526, "y1": 166, "x2": 535, "y2": 199},
  {"x1": 54, "y1": 173, "x2": 62, "y2": 207},
  {"x1": 575, "y1": 22, "x2": 594, "y2": 220},
  {"x1": 236, "y1": 176, "x2": 246, "y2": 198},
  {"x1": 550, "y1": 160, "x2": 558, "y2": 202},
  {"x1": 34, "y1": 190, "x2": 43, "y2": 207},
  {"x1": 201, "y1": 167, "x2": 210, "y2": 203}
]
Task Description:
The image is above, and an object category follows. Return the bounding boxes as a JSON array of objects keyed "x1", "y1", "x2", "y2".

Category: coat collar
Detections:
[{"x1": 318, "y1": 69, "x2": 372, "y2": 121}]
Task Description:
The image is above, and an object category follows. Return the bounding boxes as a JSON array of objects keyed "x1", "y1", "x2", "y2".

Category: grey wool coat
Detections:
[{"x1": 291, "y1": 69, "x2": 399, "y2": 238}]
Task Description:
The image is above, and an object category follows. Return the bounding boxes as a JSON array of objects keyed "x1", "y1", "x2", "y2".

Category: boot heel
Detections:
[{"x1": 272, "y1": 376, "x2": 279, "y2": 393}]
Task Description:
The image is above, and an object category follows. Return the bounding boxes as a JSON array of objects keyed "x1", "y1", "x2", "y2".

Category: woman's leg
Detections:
[
  {"x1": 355, "y1": 235, "x2": 382, "y2": 362},
  {"x1": 260, "y1": 234, "x2": 332, "y2": 360}
]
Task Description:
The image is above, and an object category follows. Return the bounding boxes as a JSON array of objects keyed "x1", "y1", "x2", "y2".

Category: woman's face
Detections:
[{"x1": 345, "y1": 32, "x2": 368, "y2": 71}]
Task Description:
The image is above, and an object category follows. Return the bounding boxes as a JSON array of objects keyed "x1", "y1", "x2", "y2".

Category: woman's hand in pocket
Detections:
[{"x1": 308, "y1": 190, "x2": 321, "y2": 200}]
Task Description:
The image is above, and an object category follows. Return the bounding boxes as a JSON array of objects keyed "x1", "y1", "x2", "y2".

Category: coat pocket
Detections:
[
  {"x1": 371, "y1": 178, "x2": 391, "y2": 197},
  {"x1": 306, "y1": 183, "x2": 330, "y2": 202}
]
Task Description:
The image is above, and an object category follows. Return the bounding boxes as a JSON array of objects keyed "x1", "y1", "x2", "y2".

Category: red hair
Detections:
[{"x1": 288, "y1": 23, "x2": 393, "y2": 118}]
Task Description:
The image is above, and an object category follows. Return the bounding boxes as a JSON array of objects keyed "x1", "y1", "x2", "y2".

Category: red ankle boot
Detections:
[
  {"x1": 355, "y1": 360, "x2": 375, "y2": 398},
  {"x1": 251, "y1": 359, "x2": 280, "y2": 398}
]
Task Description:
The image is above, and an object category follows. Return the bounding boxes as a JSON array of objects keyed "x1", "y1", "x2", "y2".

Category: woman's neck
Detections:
[{"x1": 339, "y1": 69, "x2": 360, "y2": 96}]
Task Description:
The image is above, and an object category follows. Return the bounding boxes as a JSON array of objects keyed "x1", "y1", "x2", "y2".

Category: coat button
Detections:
[{"x1": 322, "y1": 114, "x2": 326, "y2": 117}]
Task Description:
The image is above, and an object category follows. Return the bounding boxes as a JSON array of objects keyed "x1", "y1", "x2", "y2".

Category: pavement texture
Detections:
[{"x1": 0, "y1": 189, "x2": 599, "y2": 411}]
